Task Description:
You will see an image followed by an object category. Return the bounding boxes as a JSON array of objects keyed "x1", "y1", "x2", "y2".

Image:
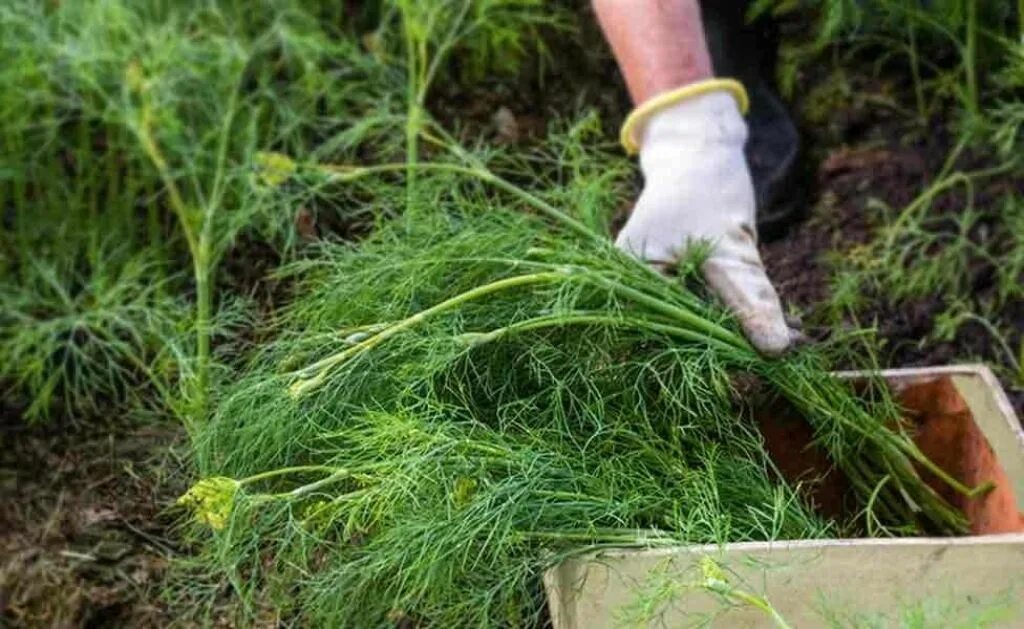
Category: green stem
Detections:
[
  {"x1": 1018, "y1": 340, "x2": 1023, "y2": 385},
  {"x1": 77, "y1": 121, "x2": 100, "y2": 269},
  {"x1": 588, "y1": 276, "x2": 750, "y2": 351},
  {"x1": 770, "y1": 368, "x2": 976, "y2": 533},
  {"x1": 514, "y1": 529, "x2": 680, "y2": 545},
  {"x1": 193, "y1": 255, "x2": 211, "y2": 419},
  {"x1": 317, "y1": 161, "x2": 594, "y2": 239},
  {"x1": 873, "y1": 161, "x2": 1012, "y2": 271},
  {"x1": 288, "y1": 270, "x2": 571, "y2": 396},
  {"x1": 239, "y1": 465, "x2": 342, "y2": 486},
  {"x1": 402, "y1": 3, "x2": 424, "y2": 211},
  {"x1": 133, "y1": 105, "x2": 198, "y2": 260},
  {"x1": 721, "y1": 589, "x2": 792, "y2": 629},
  {"x1": 10, "y1": 134, "x2": 32, "y2": 284},
  {"x1": 464, "y1": 311, "x2": 742, "y2": 356},
  {"x1": 906, "y1": 23, "x2": 926, "y2": 124},
  {"x1": 265, "y1": 469, "x2": 353, "y2": 499},
  {"x1": 889, "y1": 435, "x2": 995, "y2": 499},
  {"x1": 1019, "y1": 0, "x2": 1024, "y2": 43},
  {"x1": 964, "y1": 0, "x2": 979, "y2": 121},
  {"x1": 314, "y1": 155, "x2": 719, "y2": 319},
  {"x1": 190, "y1": 76, "x2": 241, "y2": 424},
  {"x1": 959, "y1": 313, "x2": 1022, "y2": 376}
]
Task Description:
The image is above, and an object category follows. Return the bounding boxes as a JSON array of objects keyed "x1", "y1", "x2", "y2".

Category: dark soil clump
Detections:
[{"x1": 0, "y1": 406, "x2": 186, "y2": 627}]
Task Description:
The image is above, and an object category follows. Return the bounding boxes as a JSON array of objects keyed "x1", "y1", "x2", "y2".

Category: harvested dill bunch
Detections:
[
  {"x1": 188, "y1": 173, "x2": 988, "y2": 624},
  {"x1": 193, "y1": 208, "x2": 831, "y2": 626}
]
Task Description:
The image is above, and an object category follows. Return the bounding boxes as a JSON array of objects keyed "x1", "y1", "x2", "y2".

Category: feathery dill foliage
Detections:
[
  {"x1": 189, "y1": 126, "x2": 986, "y2": 623},
  {"x1": 0, "y1": 0, "x2": 402, "y2": 421},
  {"x1": 0, "y1": 0, "x2": 570, "y2": 423},
  {"x1": 194, "y1": 205, "x2": 833, "y2": 626},
  {"x1": 174, "y1": 2, "x2": 997, "y2": 623},
  {"x1": 761, "y1": 0, "x2": 1021, "y2": 126},
  {"x1": 0, "y1": 247, "x2": 184, "y2": 421}
]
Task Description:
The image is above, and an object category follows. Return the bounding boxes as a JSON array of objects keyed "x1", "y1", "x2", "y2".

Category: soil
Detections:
[
  {"x1": 758, "y1": 74, "x2": 1024, "y2": 415},
  {"x1": 0, "y1": 405, "x2": 188, "y2": 627}
]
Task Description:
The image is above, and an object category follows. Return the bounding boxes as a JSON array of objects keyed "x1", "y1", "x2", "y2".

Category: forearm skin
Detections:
[{"x1": 591, "y1": 0, "x2": 714, "y2": 105}]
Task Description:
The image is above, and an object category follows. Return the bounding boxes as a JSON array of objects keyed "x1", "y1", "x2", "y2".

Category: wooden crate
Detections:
[{"x1": 544, "y1": 365, "x2": 1024, "y2": 628}]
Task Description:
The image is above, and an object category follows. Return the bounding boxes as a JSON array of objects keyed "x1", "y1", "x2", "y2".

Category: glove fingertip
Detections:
[{"x1": 739, "y1": 316, "x2": 794, "y2": 357}]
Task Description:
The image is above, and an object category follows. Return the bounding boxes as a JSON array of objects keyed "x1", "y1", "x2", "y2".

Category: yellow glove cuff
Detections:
[{"x1": 619, "y1": 78, "x2": 750, "y2": 155}]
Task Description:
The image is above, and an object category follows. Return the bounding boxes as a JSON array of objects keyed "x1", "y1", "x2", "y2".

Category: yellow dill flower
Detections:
[{"x1": 178, "y1": 477, "x2": 240, "y2": 531}]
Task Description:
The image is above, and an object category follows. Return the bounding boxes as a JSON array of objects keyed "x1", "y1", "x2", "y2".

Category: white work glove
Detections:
[{"x1": 615, "y1": 90, "x2": 794, "y2": 355}]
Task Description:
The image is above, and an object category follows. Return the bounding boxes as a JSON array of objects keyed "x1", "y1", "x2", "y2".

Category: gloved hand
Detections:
[{"x1": 615, "y1": 89, "x2": 794, "y2": 355}]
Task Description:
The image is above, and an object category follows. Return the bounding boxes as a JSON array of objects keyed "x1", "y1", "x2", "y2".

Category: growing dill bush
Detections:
[
  {"x1": 0, "y1": 0, "x2": 572, "y2": 424},
  {"x1": 0, "y1": 245, "x2": 185, "y2": 422},
  {"x1": 763, "y1": 0, "x2": 1024, "y2": 385},
  {"x1": 0, "y1": 0, "x2": 408, "y2": 421}
]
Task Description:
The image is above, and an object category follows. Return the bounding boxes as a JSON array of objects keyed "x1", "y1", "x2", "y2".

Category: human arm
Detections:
[{"x1": 592, "y1": 0, "x2": 794, "y2": 355}]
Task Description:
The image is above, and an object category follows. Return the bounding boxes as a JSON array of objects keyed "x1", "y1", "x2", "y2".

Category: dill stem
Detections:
[
  {"x1": 957, "y1": 314, "x2": 1022, "y2": 376},
  {"x1": 131, "y1": 102, "x2": 214, "y2": 423},
  {"x1": 8, "y1": 131, "x2": 30, "y2": 282},
  {"x1": 289, "y1": 271, "x2": 571, "y2": 396},
  {"x1": 850, "y1": 458, "x2": 917, "y2": 528},
  {"x1": 724, "y1": 589, "x2": 792, "y2": 629},
  {"x1": 588, "y1": 276, "x2": 750, "y2": 351},
  {"x1": 466, "y1": 312, "x2": 741, "y2": 355},
  {"x1": 133, "y1": 105, "x2": 198, "y2": 260},
  {"x1": 964, "y1": 0, "x2": 979, "y2": 120},
  {"x1": 769, "y1": 368, "x2": 976, "y2": 532},
  {"x1": 906, "y1": 23, "x2": 926, "y2": 123},
  {"x1": 321, "y1": 161, "x2": 594, "y2": 239},
  {"x1": 514, "y1": 529, "x2": 678, "y2": 545},
  {"x1": 403, "y1": 5, "x2": 418, "y2": 183},
  {"x1": 317, "y1": 156, "x2": 720, "y2": 316},
  {"x1": 194, "y1": 250, "x2": 211, "y2": 418},
  {"x1": 266, "y1": 469, "x2": 353, "y2": 499},
  {"x1": 239, "y1": 465, "x2": 342, "y2": 485},
  {"x1": 888, "y1": 434, "x2": 994, "y2": 498},
  {"x1": 883, "y1": 161, "x2": 1012, "y2": 253},
  {"x1": 1020, "y1": 0, "x2": 1024, "y2": 42}
]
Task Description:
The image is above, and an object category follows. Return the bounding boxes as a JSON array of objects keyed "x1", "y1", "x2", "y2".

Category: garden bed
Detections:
[
  {"x1": 2, "y1": 1, "x2": 1021, "y2": 626},
  {"x1": 544, "y1": 365, "x2": 1024, "y2": 627}
]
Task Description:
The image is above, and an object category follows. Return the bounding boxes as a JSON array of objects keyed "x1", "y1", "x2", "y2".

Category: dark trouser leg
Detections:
[{"x1": 699, "y1": 0, "x2": 800, "y2": 237}]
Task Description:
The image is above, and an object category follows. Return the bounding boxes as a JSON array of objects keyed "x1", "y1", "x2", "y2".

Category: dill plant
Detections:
[
  {"x1": 758, "y1": 0, "x2": 1021, "y2": 122},
  {"x1": 0, "y1": 0, "x2": 405, "y2": 422},
  {"x1": 0, "y1": 246, "x2": 184, "y2": 421},
  {"x1": 192, "y1": 206, "x2": 833, "y2": 626},
  {"x1": 0, "y1": 0, "x2": 566, "y2": 425},
  {"x1": 186, "y1": 115, "x2": 991, "y2": 623}
]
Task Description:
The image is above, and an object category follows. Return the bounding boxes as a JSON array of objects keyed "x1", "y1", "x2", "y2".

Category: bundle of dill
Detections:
[{"x1": 187, "y1": 153, "x2": 986, "y2": 625}]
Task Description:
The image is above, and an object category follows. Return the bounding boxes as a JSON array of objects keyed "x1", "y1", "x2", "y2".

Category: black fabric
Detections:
[{"x1": 699, "y1": 0, "x2": 800, "y2": 234}]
